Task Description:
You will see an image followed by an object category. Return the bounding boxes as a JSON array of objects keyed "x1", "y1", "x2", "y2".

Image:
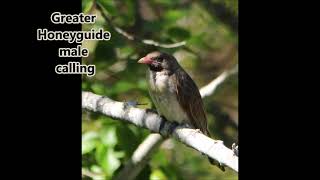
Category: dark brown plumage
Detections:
[{"x1": 138, "y1": 51, "x2": 225, "y2": 171}]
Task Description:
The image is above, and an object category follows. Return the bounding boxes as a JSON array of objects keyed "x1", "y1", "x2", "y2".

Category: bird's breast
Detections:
[{"x1": 147, "y1": 71, "x2": 188, "y2": 124}]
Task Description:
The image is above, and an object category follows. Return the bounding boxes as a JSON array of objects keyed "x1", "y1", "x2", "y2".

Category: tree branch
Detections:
[
  {"x1": 95, "y1": 2, "x2": 186, "y2": 49},
  {"x1": 200, "y1": 65, "x2": 238, "y2": 98},
  {"x1": 82, "y1": 91, "x2": 238, "y2": 172},
  {"x1": 105, "y1": 65, "x2": 238, "y2": 179},
  {"x1": 115, "y1": 66, "x2": 238, "y2": 179},
  {"x1": 114, "y1": 133, "x2": 163, "y2": 180}
]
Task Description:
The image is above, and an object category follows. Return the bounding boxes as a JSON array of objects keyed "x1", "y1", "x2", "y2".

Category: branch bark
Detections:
[{"x1": 82, "y1": 91, "x2": 238, "y2": 172}]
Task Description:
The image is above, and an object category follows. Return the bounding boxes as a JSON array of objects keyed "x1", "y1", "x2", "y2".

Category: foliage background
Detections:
[{"x1": 82, "y1": 0, "x2": 238, "y2": 179}]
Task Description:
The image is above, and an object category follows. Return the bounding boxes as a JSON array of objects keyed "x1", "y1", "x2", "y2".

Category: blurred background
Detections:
[{"x1": 82, "y1": 0, "x2": 238, "y2": 179}]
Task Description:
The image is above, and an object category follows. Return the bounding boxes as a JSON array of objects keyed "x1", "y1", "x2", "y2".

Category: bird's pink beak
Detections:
[{"x1": 138, "y1": 56, "x2": 153, "y2": 64}]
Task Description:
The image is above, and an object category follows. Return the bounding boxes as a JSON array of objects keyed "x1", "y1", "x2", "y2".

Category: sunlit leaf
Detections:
[
  {"x1": 106, "y1": 148, "x2": 122, "y2": 174},
  {"x1": 99, "y1": 126, "x2": 117, "y2": 147},
  {"x1": 113, "y1": 81, "x2": 136, "y2": 94},
  {"x1": 89, "y1": 165, "x2": 108, "y2": 180},
  {"x1": 96, "y1": 144, "x2": 121, "y2": 176},
  {"x1": 152, "y1": 150, "x2": 168, "y2": 166},
  {"x1": 82, "y1": 0, "x2": 93, "y2": 13},
  {"x1": 164, "y1": 10, "x2": 187, "y2": 23},
  {"x1": 82, "y1": 131, "x2": 99, "y2": 154},
  {"x1": 150, "y1": 169, "x2": 168, "y2": 180},
  {"x1": 91, "y1": 83, "x2": 105, "y2": 95}
]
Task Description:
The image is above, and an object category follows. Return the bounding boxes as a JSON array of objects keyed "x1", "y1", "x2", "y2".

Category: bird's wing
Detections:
[{"x1": 173, "y1": 69, "x2": 210, "y2": 136}]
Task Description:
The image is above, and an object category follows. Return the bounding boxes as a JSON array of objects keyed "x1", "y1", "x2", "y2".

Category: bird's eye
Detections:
[{"x1": 157, "y1": 57, "x2": 164, "y2": 62}]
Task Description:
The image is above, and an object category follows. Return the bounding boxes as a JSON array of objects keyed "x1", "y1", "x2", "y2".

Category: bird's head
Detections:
[{"x1": 138, "y1": 51, "x2": 179, "y2": 72}]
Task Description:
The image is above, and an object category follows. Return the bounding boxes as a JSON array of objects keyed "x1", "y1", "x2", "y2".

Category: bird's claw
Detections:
[
  {"x1": 168, "y1": 121, "x2": 179, "y2": 134},
  {"x1": 195, "y1": 128, "x2": 201, "y2": 133}
]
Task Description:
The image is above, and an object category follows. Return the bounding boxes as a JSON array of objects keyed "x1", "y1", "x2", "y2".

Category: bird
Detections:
[{"x1": 138, "y1": 51, "x2": 225, "y2": 171}]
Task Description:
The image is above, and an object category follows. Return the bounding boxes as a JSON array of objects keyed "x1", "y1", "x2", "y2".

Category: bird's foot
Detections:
[
  {"x1": 159, "y1": 115, "x2": 167, "y2": 134},
  {"x1": 159, "y1": 116, "x2": 179, "y2": 136},
  {"x1": 168, "y1": 122, "x2": 180, "y2": 134},
  {"x1": 146, "y1": 108, "x2": 158, "y2": 114}
]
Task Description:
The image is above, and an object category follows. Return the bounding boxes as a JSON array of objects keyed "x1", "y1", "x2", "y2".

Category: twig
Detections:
[
  {"x1": 95, "y1": 2, "x2": 186, "y2": 48},
  {"x1": 200, "y1": 65, "x2": 238, "y2": 98},
  {"x1": 114, "y1": 134, "x2": 163, "y2": 180},
  {"x1": 82, "y1": 91, "x2": 238, "y2": 172}
]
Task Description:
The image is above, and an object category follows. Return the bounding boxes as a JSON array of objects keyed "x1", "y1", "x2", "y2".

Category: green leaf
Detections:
[
  {"x1": 143, "y1": 21, "x2": 163, "y2": 32},
  {"x1": 164, "y1": 10, "x2": 186, "y2": 23},
  {"x1": 122, "y1": 0, "x2": 136, "y2": 25},
  {"x1": 113, "y1": 81, "x2": 136, "y2": 94},
  {"x1": 160, "y1": 164, "x2": 181, "y2": 180},
  {"x1": 150, "y1": 169, "x2": 168, "y2": 180},
  {"x1": 99, "y1": 126, "x2": 118, "y2": 147},
  {"x1": 187, "y1": 33, "x2": 207, "y2": 49},
  {"x1": 94, "y1": 41, "x2": 117, "y2": 65},
  {"x1": 82, "y1": 131, "x2": 99, "y2": 154},
  {"x1": 116, "y1": 125, "x2": 139, "y2": 157},
  {"x1": 82, "y1": 82, "x2": 88, "y2": 91},
  {"x1": 95, "y1": 144, "x2": 121, "y2": 176},
  {"x1": 95, "y1": 143, "x2": 107, "y2": 166},
  {"x1": 82, "y1": 0, "x2": 93, "y2": 13},
  {"x1": 137, "y1": 79, "x2": 147, "y2": 90},
  {"x1": 89, "y1": 165, "x2": 107, "y2": 179},
  {"x1": 105, "y1": 148, "x2": 122, "y2": 175},
  {"x1": 98, "y1": 0, "x2": 117, "y2": 16},
  {"x1": 91, "y1": 83, "x2": 106, "y2": 95},
  {"x1": 167, "y1": 27, "x2": 190, "y2": 40},
  {"x1": 154, "y1": 0, "x2": 179, "y2": 6},
  {"x1": 116, "y1": 46, "x2": 134, "y2": 59},
  {"x1": 152, "y1": 150, "x2": 169, "y2": 166}
]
